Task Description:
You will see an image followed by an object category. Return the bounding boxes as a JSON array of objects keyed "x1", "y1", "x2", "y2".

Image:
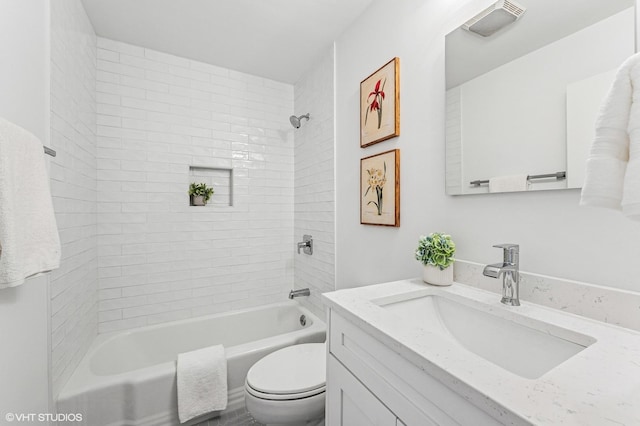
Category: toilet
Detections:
[{"x1": 245, "y1": 343, "x2": 326, "y2": 426}]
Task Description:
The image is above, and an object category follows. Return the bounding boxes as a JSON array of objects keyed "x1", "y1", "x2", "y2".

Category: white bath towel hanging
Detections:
[
  {"x1": 580, "y1": 52, "x2": 640, "y2": 220},
  {"x1": 177, "y1": 344, "x2": 228, "y2": 424},
  {"x1": 0, "y1": 117, "x2": 61, "y2": 288}
]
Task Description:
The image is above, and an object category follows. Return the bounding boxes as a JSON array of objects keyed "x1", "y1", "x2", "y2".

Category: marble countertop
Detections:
[{"x1": 322, "y1": 279, "x2": 640, "y2": 425}]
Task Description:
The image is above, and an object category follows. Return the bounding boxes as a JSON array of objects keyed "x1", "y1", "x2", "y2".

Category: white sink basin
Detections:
[{"x1": 375, "y1": 293, "x2": 596, "y2": 379}]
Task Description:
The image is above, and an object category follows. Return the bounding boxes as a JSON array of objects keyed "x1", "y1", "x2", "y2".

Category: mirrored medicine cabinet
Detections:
[{"x1": 445, "y1": 0, "x2": 636, "y2": 195}]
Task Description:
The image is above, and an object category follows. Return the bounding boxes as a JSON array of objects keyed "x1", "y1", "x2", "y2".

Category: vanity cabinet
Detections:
[
  {"x1": 327, "y1": 356, "x2": 398, "y2": 425},
  {"x1": 326, "y1": 309, "x2": 503, "y2": 426}
]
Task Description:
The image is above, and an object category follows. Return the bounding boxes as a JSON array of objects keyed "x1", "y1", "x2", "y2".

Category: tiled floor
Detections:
[{"x1": 194, "y1": 407, "x2": 264, "y2": 426}]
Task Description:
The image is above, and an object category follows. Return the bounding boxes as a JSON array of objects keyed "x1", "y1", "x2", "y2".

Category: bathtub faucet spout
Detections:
[{"x1": 289, "y1": 288, "x2": 310, "y2": 299}]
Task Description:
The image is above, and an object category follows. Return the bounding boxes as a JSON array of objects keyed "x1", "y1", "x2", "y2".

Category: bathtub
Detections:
[{"x1": 57, "y1": 301, "x2": 325, "y2": 426}]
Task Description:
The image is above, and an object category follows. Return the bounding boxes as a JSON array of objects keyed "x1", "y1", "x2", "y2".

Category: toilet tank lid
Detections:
[{"x1": 246, "y1": 343, "x2": 326, "y2": 395}]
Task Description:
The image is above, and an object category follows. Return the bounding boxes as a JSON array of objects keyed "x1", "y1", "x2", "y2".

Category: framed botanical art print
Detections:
[
  {"x1": 361, "y1": 149, "x2": 400, "y2": 227},
  {"x1": 360, "y1": 57, "x2": 400, "y2": 148}
]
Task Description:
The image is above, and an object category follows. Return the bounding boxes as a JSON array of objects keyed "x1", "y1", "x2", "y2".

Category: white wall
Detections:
[
  {"x1": 49, "y1": 0, "x2": 98, "y2": 398},
  {"x1": 335, "y1": 0, "x2": 452, "y2": 288},
  {"x1": 0, "y1": 278, "x2": 51, "y2": 423},
  {"x1": 336, "y1": 0, "x2": 640, "y2": 294},
  {"x1": 293, "y1": 47, "x2": 336, "y2": 318},
  {"x1": 0, "y1": 0, "x2": 50, "y2": 142},
  {"x1": 95, "y1": 38, "x2": 295, "y2": 333},
  {"x1": 0, "y1": 0, "x2": 51, "y2": 420}
]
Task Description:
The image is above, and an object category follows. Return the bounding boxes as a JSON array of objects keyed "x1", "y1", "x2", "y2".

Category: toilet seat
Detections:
[
  {"x1": 246, "y1": 383, "x2": 326, "y2": 400},
  {"x1": 245, "y1": 343, "x2": 326, "y2": 401}
]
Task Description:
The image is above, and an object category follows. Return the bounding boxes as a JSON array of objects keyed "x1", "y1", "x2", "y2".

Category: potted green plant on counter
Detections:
[
  {"x1": 188, "y1": 182, "x2": 214, "y2": 206},
  {"x1": 415, "y1": 233, "x2": 456, "y2": 286}
]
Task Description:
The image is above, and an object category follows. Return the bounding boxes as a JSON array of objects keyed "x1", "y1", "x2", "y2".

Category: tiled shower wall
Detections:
[
  {"x1": 95, "y1": 38, "x2": 295, "y2": 333},
  {"x1": 49, "y1": 0, "x2": 98, "y2": 396},
  {"x1": 293, "y1": 47, "x2": 336, "y2": 318}
]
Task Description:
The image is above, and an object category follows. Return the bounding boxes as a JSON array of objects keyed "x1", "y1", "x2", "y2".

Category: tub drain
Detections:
[{"x1": 299, "y1": 315, "x2": 307, "y2": 326}]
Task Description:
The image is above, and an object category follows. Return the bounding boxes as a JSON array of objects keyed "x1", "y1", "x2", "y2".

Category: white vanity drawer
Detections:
[{"x1": 329, "y1": 310, "x2": 503, "y2": 426}]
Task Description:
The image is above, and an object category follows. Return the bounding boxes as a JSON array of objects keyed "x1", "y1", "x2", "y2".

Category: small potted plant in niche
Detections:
[
  {"x1": 188, "y1": 182, "x2": 214, "y2": 206},
  {"x1": 415, "y1": 233, "x2": 456, "y2": 286}
]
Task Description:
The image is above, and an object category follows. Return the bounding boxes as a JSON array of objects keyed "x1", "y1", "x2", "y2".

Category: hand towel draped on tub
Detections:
[{"x1": 177, "y1": 344, "x2": 228, "y2": 424}]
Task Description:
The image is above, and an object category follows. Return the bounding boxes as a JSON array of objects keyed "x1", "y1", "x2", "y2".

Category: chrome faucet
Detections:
[
  {"x1": 483, "y1": 244, "x2": 520, "y2": 306},
  {"x1": 297, "y1": 235, "x2": 313, "y2": 255},
  {"x1": 289, "y1": 288, "x2": 310, "y2": 299}
]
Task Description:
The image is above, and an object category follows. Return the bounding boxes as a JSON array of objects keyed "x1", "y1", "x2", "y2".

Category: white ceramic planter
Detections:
[
  {"x1": 422, "y1": 264, "x2": 453, "y2": 286},
  {"x1": 190, "y1": 195, "x2": 206, "y2": 206}
]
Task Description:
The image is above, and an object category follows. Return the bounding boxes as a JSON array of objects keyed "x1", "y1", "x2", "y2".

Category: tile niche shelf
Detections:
[{"x1": 188, "y1": 166, "x2": 234, "y2": 207}]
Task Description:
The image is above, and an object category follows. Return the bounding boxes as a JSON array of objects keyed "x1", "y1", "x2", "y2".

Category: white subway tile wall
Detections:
[
  {"x1": 50, "y1": 0, "x2": 98, "y2": 396},
  {"x1": 95, "y1": 38, "x2": 295, "y2": 333},
  {"x1": 293, "y1": 48, "x2": 336, "y2": 318}
]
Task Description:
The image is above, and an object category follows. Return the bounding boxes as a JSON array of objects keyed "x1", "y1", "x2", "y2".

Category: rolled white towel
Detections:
[
  {"x1": 580, "y1": 53, "x2": 638, "y2": 213},
  {"x1": 621, "y1": 64, "x2": 640, "y2": 220},
  {"x1": 581, "y1": 156, "x2": 627, "y2": 210},
  {"x1": 489, "y1": 175, "x2": 528, "y2": 193}
]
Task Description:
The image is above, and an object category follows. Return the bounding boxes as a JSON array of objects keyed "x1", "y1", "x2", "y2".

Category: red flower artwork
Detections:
[{"x1": 365, "y1": 78, "x2": 386, "y2": 129}]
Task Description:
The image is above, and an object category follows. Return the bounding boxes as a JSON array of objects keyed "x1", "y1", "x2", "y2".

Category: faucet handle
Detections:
[
  {"x1": 493, "y1": 244, "x2": 519, "y2": 263},
  {"x1": 297, "y1": 235, "x2": 313, "y2": 255},
  {"x1": 493, "y1": 243, "x2": 519, "y2": 251}
]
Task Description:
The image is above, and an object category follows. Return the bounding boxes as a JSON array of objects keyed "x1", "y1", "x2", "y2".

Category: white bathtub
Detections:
[{"x1": 57, "y1": 301, "x2": 325, "y2": 426}]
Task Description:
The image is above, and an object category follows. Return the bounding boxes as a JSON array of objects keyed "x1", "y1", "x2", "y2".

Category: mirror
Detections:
[{"x1": 445, "y1": 0, "x2": 636, "y2": 195}]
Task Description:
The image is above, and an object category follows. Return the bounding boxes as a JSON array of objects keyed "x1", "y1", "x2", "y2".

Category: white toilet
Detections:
[{"x1": 245, "y1": 343, "x2": 326, "y2": 426}]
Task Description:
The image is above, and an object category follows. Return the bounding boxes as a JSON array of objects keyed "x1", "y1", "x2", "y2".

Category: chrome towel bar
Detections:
[{"x1": 470, "y1": 171, "x2": 566, "y2": 187}]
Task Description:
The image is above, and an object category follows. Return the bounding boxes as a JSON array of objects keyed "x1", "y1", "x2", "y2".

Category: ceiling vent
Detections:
[{"x1": 462, "y1": 0, "x2": 527, "y2": 37}]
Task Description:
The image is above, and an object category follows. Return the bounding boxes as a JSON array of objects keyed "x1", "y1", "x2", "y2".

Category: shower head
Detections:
[{"x1": 289, "y1": 113, "x2": 310, "y2": 129}]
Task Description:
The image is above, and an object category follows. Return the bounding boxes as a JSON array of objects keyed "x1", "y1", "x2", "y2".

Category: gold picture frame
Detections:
[
  {"x1": 360, "y1": 57, "x2": 400, "y2": 148},
  {"x1": 360, "y1": 149, "x2": 400, "y2": 227}
]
